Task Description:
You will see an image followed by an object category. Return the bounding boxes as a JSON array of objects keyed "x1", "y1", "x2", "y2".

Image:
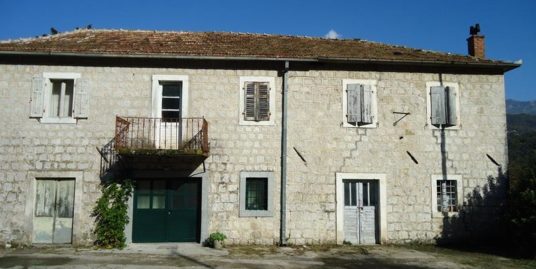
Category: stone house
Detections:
[{"x1": 0, "y1": 28, "x2": 519, "y2": 246}]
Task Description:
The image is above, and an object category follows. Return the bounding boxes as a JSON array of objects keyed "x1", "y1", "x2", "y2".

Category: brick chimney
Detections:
[{"x1": 467, "y1": 24, "x2": 485, "y2": 58}]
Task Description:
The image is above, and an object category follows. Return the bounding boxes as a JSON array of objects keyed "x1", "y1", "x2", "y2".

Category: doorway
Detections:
[
  {"x1": 343, "y1": 180, "x2": 379, "y2": 244},
  {"x1": 132, "y1": 178, "x2": 201, "y2": 243},
  {"x1": 33, "y1": 179, "x2": 75, "y2": 244}
]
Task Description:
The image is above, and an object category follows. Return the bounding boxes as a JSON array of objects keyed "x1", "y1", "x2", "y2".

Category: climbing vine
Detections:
[{"x1": 92, "y1": 180, "x2": 133, "y2": 249}]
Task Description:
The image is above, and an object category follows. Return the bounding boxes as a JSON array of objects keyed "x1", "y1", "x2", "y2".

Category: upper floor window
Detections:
[
  {"x1": 30, "y1": 72, "x2": 89, "y2": 124},
  {"x1": 342, "y1": 79, "x2": 378, "y2": 128},
  {"x1": 426, "y1": 82, "x2": 460, "y2": 128},
  {"x1": 239, "y1": 76, "x2": 275, "y2": 126},
  {"x1": 151, "y1": 75, "x2": 189, "y2": 120}
]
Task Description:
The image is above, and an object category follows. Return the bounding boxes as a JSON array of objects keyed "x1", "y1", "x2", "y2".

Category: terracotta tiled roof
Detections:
[{"x1": 0, "y1": 29, "x2": 516, "y2": 67}]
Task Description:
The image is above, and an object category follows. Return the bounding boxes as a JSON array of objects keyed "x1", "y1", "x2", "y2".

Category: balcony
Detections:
[{"x1": 114, "y1": 116, "x2": 209, "y2": 156}]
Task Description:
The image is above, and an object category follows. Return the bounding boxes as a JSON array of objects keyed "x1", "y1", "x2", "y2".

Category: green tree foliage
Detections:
[
  {"x1": 92, "y1": 180, "x2": 133, "y2": 249},
  {"x1": 507, "y1": 114, "x2": 536, "y2": 257}
]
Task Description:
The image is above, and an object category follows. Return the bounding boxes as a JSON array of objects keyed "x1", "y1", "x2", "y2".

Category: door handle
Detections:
[{"x1": 168, "y1": 211, "x2": 171, "y2": 215}]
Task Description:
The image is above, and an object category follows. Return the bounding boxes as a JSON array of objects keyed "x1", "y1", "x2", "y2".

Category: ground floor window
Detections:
[
  {"x1": 436, "y1": 180, "x2": 458, "y2": 212},
  {"x1": 239, "y1": 171, "x2": 274, "y2": 217}
]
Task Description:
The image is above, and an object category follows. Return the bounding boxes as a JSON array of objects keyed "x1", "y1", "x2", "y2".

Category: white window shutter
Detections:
[
  {"x1": 361, "y1": 84, "x2": 374, "y2": 124},
  {"x1": 73, "y1": 78, "x2": 90, "y2": 119},
  {"x1": 30, "y1": 77, "x2": 45, "y2": 118},
  {"x1": 430, "y1": 86, "x2": 446, "y2": 125},
  {"x1": 446, "y1": 86, "x2": 457, "y2": 126},
  {"x1": 244, "y1": 82, "x2": 256, "y2": 121},
  {"x1": 346, "y1": 84, "x2": 362, "y2": 125},
  {"x1": 257, "y1": 82, "x2": 270, "y2": 121}
]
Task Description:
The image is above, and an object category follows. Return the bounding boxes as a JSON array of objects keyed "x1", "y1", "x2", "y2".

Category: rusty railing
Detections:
[{"x1": 114, "y1": 116, "x2": 209, "y2": 155}]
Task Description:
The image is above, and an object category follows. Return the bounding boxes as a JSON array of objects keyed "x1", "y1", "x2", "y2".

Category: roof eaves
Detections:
[{"x1": 0, "y1": 50, "x2": 521, "y2": 72}]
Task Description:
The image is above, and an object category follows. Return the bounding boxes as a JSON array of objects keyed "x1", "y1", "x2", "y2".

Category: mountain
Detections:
[
  {"x1": 507, "y1": 114, "x2": 536, "y2": 134},
  {"x1": 506, "y1": 99, "x2": 536, "y2": 115}
]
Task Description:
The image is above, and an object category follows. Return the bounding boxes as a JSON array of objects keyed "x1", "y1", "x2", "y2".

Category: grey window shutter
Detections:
[
  {"x1": 30, "y1": 77, "x2": 45, "y2": 118},
  {"x1": 446, "y1": 86, "x2": 457, "y2": 126},
  {"x1": 346, "y1": 84, "x2": 362, "y2": 125},
  {"x1": 361, "y1": 84, "x2": 374, "y2": 124},
  {"x1": 430, "y1": 86, "x2": 447, "y2": 125},
  {"x1": 73, "y1": 79, "x2": 90, "y2": 118},
  {"x1": 257, "y1": 82, "x2": 270, "y2": 121},
  {"x1": 244, "y1": 82, "x2": 256, "y2": 121}
]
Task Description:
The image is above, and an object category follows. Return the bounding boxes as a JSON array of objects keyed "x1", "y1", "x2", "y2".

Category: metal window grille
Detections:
[
  {"x1": 437, "y1": 180, "x2": 458, "y2": 212},
  {"x1": 245, "y1": 178, "x2": 268, "y2": 210}
]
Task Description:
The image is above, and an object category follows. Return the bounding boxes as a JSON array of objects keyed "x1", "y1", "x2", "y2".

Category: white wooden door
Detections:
[
  {"x1": 33, "y1": 179, "x2": 75, "y2": 244},
  {"x1": 343, "y1": 180, "x2": 378, "y2": 245}
]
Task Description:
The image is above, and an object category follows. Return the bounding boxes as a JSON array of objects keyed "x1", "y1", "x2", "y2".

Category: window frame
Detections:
[
  {"x1": 40, "y1": 72, "x2": 81, "y2": 124},
  {"x1": 151, "y1": 75, "x2": 189, "y2": 119},
  {"x1": 342, "y1": 79, "x2": 378, "y2": 128},
  {"x1": 239, "y1": 76, "x2": 276, "y2": 126},
  {"x1": 430, "y1": 174, "x2": 463, "y2": 217},
  {"x1": 239, "y1": 171, "x2": 274, "y2": 217},
  {"x1": 426, "y1": 81, "x2": 461, "y2": 129}
]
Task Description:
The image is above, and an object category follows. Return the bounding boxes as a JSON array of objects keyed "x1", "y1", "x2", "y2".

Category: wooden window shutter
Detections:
[
  {"x1": 73, "y1": 78, "x2": 90, "y2": 119},
  {"x1": 257, "y1": 82, "x2": 270, "y2": 121},
  {"x1": 30, "y1": 77, "x2": 45, "y2": 118},
  {"x1": 446, "y1": 86, "x2": 457, "y2": 126},
  {"x1": 361, "y1": 84, "x2": 374, "y2": 124},
  {"x1": 430, "y1": 86, "x2": 447, "y2": 125},
  {"x1": 346, "y1": 84, "x2": 362, "y2": 125},
  {"x1": 244, "y1": 82, "x2": 256, "y2": 121}
]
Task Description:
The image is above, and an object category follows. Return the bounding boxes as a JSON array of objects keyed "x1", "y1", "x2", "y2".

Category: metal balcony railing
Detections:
[{"x1": 114, "y1": 116, "x2": 209, "y2": 155}]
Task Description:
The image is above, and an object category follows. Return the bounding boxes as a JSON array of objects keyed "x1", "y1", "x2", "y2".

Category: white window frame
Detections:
[
  {"x1": 430, "y1": 174, "x2": 463, "y2": 218},
  {"x1": 342, "y1": 79, "x2": 378, "y2": 128},
  {"x1": 239, "y1": 76, "x2": 276, "y2": 126},
  {"x1": 40, "y1": 72, "x2": 81, "y2": 124},
  {"x1": 151, "y1": 75, "x2": 189, "y2": 118},
  {"x1": 239, "y1": 171, "x2": 274, "y2": 217},
  {"x1": 426, "y1": 81, "x2": 461, "y2": 129}
]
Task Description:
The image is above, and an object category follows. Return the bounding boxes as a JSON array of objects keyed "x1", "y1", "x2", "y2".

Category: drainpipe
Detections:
[{"x1": 280, "y1": 61, "x2": 289, "y2": 246}]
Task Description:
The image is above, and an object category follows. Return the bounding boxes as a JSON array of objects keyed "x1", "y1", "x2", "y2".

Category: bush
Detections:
[
  {"x1": 206, "y1": 232, "x2": 227, "y2": 247},
  {"x1": 92, "y1": 180, "x2": 133, "y2": 249}
]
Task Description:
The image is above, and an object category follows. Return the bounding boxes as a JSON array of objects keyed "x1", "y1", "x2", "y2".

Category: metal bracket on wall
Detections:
[{"x1": 392, "y1": 111, "x2": 411, "y2": 126}]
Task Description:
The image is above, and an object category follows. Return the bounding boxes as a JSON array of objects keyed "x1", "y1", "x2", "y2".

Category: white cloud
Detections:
[{"x1": 324, "y1": 29, "x2": 340, "y2": 39}]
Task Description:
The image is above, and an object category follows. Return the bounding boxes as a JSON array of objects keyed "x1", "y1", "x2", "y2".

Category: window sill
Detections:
[
  {"x1": 39, "y1": 117, "x2": 77, "y2": 124},
  {"x1": 239, "y1": 120, "x2": 275, "y2": 126},
  {"x1": 427, "y1": 124, "x2": 461, "y2": 130},
  {"x1": 342, "y1": 122, "x2": 378, "y2": 129},
  {"x1": 239, "y1": 209, "x2": 273, "y2": 217},
  {"x1": 432, "y1": 211, "x2": 459, "y2": 218}
]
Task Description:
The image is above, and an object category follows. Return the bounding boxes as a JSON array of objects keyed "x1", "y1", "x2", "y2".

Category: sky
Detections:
[{"x1": 1, "y1": 0, "x2": 535, "y2": 100}]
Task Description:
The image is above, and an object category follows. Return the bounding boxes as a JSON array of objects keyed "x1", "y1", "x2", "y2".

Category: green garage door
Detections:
[{"x1": 133, "y1": 179, "x2": 201, "y2": 243}]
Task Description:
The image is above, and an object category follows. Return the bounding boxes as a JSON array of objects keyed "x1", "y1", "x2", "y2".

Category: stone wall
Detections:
[{"x1": 0, "y1": 63, "x2": 506, "y2": 246}]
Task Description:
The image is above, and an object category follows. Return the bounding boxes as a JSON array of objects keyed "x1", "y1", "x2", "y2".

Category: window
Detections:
[
  {"x1": 245, "y1": 178, "x2": 268, "y2": 210},
  {"x1": 30, "y1": 72, "x2": 89, "y2": 123},
  {"x1": 436, "y1": 180, "x2": 458, "y2": 212},
  {"x1": 161, "y1": 82, "x2": 182, "y2": 121},
  {"x1": 430, "y1": 175, "x2": 463, "y2": 216},
  {"x1": 239, "y1": 76, "x2": 275, "y2": 125},
  {"x1": 342, "y1": 79, "x2": 377, "y2": 128},
  {"x1": 135, "y1": 180, "x2": 166, "y2": 210},
  {"x1": 426, "y1": 82, "x2": 460, "y2": 128},
  {"x1": 239, "y1": 171, "x2": 274, "y2": 217},
  {"x1": 152, "y1": 75, "x2": 189, "y2": 119}
]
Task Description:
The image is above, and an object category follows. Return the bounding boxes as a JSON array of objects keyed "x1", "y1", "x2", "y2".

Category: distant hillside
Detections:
[
  {"x1": 507, "y1": 114, "x2": 536, "y2": 134},
  {"x1": 506, "y1": 99, "x2": 536, "y2": 115}
]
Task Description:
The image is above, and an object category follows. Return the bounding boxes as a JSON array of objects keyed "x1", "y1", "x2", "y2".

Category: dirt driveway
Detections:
[{"x1": 0, "y1": 244, "x2": 534, "y2": 269}]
